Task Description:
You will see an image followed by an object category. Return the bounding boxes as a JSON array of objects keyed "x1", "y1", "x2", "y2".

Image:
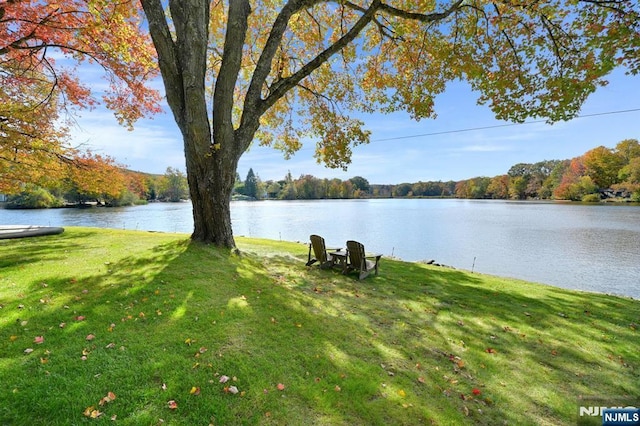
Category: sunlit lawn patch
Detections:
[{"x1": 0, "y1": 228, "x2": 638, "y2": 425}]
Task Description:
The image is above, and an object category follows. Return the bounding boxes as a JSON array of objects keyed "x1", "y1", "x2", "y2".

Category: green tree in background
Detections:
[
  {"x1": 350, "y1": 176, "x2": 370, "y2": 193},
  {"x1": 244, "y1": 168, "x2": 258, "y2": 199},
  {"x1": 158, "y1": 167, "x2": 189, "y2": 202},
  {"x1": 280, "y1": 171, "x2": 297, "y2": 200}
]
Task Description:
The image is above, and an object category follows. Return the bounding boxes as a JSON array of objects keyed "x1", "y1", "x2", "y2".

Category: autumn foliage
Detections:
[
  {"x1": 449, "y1": 139, "x2": 640, "y2": 202},
  {"x1": 1, "y1": 0, "x2": 161, "y2": 195}
]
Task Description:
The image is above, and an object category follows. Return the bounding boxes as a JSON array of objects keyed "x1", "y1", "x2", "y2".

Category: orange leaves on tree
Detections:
[
  {"x1": 67, "y1": 152, "x2": 127, "y2": 201},
  {"x1": 0, "y1": 0, "x2": 161, "y2": 194}
]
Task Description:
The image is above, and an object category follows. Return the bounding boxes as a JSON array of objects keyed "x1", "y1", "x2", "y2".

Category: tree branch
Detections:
[
  {"x1": 214, "y1": 0, "x2": 251, "y2": 154},
  {"x1": 140, "y1": 0, "x2": 184, "y2": 129},
  {"x1": 376, "y1": 0, "x2": 464, "y2": 23},
  {"x1": 259, "y1": 0, "x2": 381, "y2": 115},
  {"x1": 239, "y1": 0, "x2": 319, "y2": 145}
]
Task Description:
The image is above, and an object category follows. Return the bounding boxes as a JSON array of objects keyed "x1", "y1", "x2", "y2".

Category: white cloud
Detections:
[{"x1": 69, "y1": 108, "x2": 185, "y2": 173}]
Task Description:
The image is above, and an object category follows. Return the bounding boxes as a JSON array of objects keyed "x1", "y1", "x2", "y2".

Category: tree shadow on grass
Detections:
[
  {"x1": 281, "y1": 256, "x2": 639, "y2": 425},
  {"x1": 0, "y1": 230, "x2": 99, "y2": 269},
  {"x1": 0, "y1": 232, "x2": 638, "y2": 425}
]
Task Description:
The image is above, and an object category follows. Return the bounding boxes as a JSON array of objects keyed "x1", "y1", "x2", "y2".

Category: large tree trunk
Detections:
[
  {"x1": 142, "y1": 0, "x2": 242, "y2": 248},
  {"x1": 184, "y1": 135, "x2": 239, "y2": 247}
]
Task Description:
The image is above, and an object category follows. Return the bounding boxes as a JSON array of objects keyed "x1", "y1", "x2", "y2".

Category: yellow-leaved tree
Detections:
[{"x1": 140, "y1": 0, "x2": 637, "y2": 247}]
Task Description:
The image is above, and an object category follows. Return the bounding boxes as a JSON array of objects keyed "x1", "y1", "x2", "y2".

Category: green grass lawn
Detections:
[{"x1": 0, "y1": 227, "x2": 638, "y2": 425}]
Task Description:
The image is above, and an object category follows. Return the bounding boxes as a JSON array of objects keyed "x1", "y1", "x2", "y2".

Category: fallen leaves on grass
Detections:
[
  {"x1": 190, "y1": 386, "x2": 201, "y2": 396},
  {"x1": 277, "y1": 383, "x2": 285, "y2": 391},
  {"x1": 34, "y1": 336, "x2": 44, "y2": 344},
  {"x1": 167, "y1": 400, "x2": 178, "y2": 410},
  {"x1": 84, "y1": 392, "x2": 116, "y2": 419},
  {"x1": 81, "y1": 348, "x2": 91, "y2": 361},
  {"x1": 83, "y1": 407, "x2": 102, "y2": 418},
  {"x1": 99, "y1": 391, "x2": 116, "y2": 405}
]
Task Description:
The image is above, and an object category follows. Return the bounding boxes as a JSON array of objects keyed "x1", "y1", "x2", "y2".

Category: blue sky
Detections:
[{"x1": 70, "y1": 68, "x2": 639, "y2": 185}]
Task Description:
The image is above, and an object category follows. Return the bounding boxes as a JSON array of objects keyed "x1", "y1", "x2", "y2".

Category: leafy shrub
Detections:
[
  {"x1": 5, "y1": 186, "x2": 63, "y2": 209},
  {"x1": 581, "y1": 193, "x2": 602, "y2": 203}
]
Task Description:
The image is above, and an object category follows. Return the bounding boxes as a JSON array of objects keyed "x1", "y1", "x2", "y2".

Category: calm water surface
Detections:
[{"x1": 2, "y1": 199, "x2": 639, "y2": 299}]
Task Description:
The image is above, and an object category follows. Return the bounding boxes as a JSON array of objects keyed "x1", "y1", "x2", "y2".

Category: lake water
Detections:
[{"x1": 1, "y1": 199, "x2": 639, "y2": 299}]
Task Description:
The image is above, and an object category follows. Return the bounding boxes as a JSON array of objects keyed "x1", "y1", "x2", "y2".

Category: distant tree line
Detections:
[
  {"x1": 453, "y1": 139, "x2": 640, "y2": 202},
  {"x1": 3, "y1": 166, "x2": 189, "y2": 209},
  {"x1": 233, "y1": 169, "x2": 384, "y2": 200},
  {"x1": 236, "y1": 139, "x2": 640, "y2": 203},
  {"x1": 4, "y1": 139, "x2": 638, "y2": 208}
]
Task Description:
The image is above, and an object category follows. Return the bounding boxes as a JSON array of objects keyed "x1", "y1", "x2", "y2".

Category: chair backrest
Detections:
[
  {"x1": 346, "y1": 240, "x2": 366, "y2": 271},
  {"x1": 310, "y1": 234, "x2": 328, "y2": 263}
]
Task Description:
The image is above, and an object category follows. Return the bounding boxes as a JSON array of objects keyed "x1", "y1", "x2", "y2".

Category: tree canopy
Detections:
[{"x1": 139, "y1": 0, "x2": 639, "y2": 247}]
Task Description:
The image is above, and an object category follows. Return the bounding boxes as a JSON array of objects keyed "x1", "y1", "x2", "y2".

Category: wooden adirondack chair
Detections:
[
  {"x1": 346, "y1": 240, "x2": 382, "y2": 280},
  {"x1": 306, "y1": 234, "x2": 341, "y2": 269}
]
